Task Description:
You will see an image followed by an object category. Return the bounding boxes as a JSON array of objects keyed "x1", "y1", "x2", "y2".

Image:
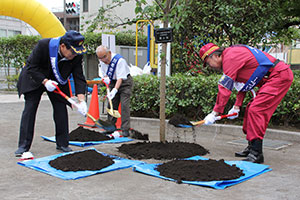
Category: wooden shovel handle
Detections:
[
  {"x1": 191, "y1": 113, "x2": 238, "y2": 126},
  {"x1": 103, "y1": 82, "x2": 114, "y2": 112},
  {"x1": 86, "y1": 80, "x2": 102, "y2": 85},
  {"x1": 192, "y1": 120, "x2": 205, "y2": 126}
]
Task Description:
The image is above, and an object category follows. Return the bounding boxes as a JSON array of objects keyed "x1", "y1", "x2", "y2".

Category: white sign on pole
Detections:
[
  {"x1": 102, "y1": 34, "x2": 116, "y2": 52},
  {"x1": 157, "y1": 43, "x2": 171, "y2": 77}
]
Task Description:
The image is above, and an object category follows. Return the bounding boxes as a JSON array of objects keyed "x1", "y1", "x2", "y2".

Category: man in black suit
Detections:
[{"x1": 15, "y1": 30, "x2": 87, "y2": 156}]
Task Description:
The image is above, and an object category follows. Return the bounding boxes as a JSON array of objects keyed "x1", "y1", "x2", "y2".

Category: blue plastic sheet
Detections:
[
  {"x1": 41, "y1": 136, "x2": 133, "y2": 147},
  {"x1": 18, "y1": 148, "x2": 144, "y2": 180},
  {"x1": 133, "y1": 156, "x2": 272, "y2": 189}
]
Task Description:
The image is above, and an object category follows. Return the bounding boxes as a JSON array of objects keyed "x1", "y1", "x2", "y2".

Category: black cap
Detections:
[{"x1": 61, "y1": 30, "x2": 87, "y2": 55}]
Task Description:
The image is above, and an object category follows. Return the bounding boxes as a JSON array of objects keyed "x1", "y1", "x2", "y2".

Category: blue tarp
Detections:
[
  {"x1": 18, "y1": 148, "x2": 144, "y2": 180},
  {"x1": 41, "y1": 136, "x2": 133, "y2": 147},
  {"x1": 133, "y1": 156, "x2": 272, "y2": 189}
]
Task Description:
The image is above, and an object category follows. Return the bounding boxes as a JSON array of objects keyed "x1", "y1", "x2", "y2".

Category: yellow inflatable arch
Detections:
[{"x1": 0, "y1": 0, "x2": 66, "y2": 38}]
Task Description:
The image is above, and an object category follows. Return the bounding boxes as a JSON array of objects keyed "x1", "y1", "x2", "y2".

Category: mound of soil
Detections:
[
  {"x1": 49, "y1": 149, "x2": 114, "y2": 171},
  {"x1": 118, "y1": 141, "x2": 209, "y2": 160},
  {"x1": 156, "y1": 159, "x2": 245, "y2": 183},
  {"x1": 129, "y1": 129, "x2": 149, "y2": 140},
  {"x1": 168, "y1": 114, "x2": 193, "y2": 127},
  {"x1": 69, "y1": 127, "x2": 111, "y2": 142}
]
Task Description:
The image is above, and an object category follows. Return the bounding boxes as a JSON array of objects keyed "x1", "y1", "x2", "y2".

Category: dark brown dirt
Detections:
[
  {"x1": 49, "y1": 149, "x2": 114, "y2": 171},
  {"x1": 168, "y1": 114, "x2": 193, "y2": 127},
  {"x1": 57, "y1": 127, "x2": 243, "y2": 181},
  {"x1": 69, "y1": 127, "x2": 111, "y2": 141},
  {"x1": 118, "y1": 141, "x2": 209, "y2": 160},
  {"x1": 156, "y1": 159, "x2": 245, "y2": 183},
  {"x1": 129, "y1": 129, "x2": 149, "y2": 140}
]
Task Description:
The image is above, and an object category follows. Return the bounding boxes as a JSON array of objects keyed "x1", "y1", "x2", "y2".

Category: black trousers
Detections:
[{"x1": 18, "y1": 86, "x2": 69, "y2": 150}]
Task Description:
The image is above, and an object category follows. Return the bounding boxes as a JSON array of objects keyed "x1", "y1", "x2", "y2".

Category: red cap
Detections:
[{"x1": 199, "y1": 43, "x2": 219, "y2": 66}]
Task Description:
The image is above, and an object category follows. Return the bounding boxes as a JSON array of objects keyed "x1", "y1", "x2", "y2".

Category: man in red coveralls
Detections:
[{"x1": 200, "y1": 43, "x2": 294, "y2": 163}]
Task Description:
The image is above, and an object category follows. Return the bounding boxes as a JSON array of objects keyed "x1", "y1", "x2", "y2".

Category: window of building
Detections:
[
  {"x1": 0, "y1": 29, "x2": 6, "y2": 37},
  {"x1": 83, "y1": 0, "x2": 88, "y2": 12},
  {"x1": 0, "y1": 29, "x2": 21, "y2": 37},
  {"x1": 7, "y1": 30, "x2": 21, "y2": 37}
]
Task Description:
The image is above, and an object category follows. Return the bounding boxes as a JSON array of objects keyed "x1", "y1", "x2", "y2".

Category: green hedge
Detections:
[
  {"x1": 130, "y1": 71, "x2": 300, "y2": 128},
  {"x1": 0, "y1": 31, "x2": 147, "y2": 67},
  {"x1": 0, "y1": 32, "x2": 147, "y2": 89}
]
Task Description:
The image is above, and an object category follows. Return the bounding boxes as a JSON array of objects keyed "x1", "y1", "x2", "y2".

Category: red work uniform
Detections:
[{"x1": 213, "y1": 46, "x2": 294, "y2": 141}]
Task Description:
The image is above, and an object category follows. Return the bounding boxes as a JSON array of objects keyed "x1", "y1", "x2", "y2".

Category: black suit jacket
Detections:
[{"x1": 17, "y1": 38, "x2": 86, "y2": 101}]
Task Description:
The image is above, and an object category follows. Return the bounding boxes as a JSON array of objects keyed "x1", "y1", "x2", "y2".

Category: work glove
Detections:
[
  {"x1": 204, "y1": 111, "x2": 217, "y2": 125},
  {"x1": 102, "y1": 76, "x2": 110, "y2": 85},
  {"x1": 77, "y1": 101, "x2": 87, "y2": 116},
  {"x1": 107, "y1": 88, "x2": 118, "y2": 100},
  {"x1": 227, "y1": 106, "x2": 240, "y2": 119},
  {"x1": 44, "y1": 80, "x2": 58, "y2": 92}
]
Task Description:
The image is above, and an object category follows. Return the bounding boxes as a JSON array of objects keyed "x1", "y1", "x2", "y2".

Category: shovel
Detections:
[
  {"x1": 103, "y1": 82, "x2": 121, "y2": 118},
  {"x1": 177, "y1": 113, "x2": 238, "y2": 128},
  {"x1": 53, "y1": 84, "x2": 116, "y2": 132}
]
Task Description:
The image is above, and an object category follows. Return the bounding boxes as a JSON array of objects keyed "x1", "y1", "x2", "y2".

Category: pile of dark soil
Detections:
[
  {"x1": 118, "y1": 141, "x2": 209, "y2": 160},
  {"x1": 156, "y1": 159, "x2": 245, "y2": 183},
  {"x1": 168, "y1": 114, "x2": 193, "y2": 127},
  {"x1": 129, "y1": 129, "x2": 149, "y2": 140},
  {"x1": 49, "y1": 149, "x2": 114, "y2": 171},
  {"x1": 69, "y1": 127, "x2": 111, "y2": 142}
]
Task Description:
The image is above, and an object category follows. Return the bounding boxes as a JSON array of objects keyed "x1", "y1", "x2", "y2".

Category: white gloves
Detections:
[
  {"x1": 227, "y1": 106, "x2": 240, "y2": 119},
  {"x1": 44, "y1": 80, "x2": 58, "y2": 92},
  {"x1": 77, "y1": 101, "x2": 87, "y2": 116},
  {"x1": 204, "y1": 111, "x2": 217, "y2": 125},
  {"x1": 102, "y1": 76, "x2": 110, "y2": 85},
  {"x1": 107, "y1": 88, "x2": 118, "y2": 100}
]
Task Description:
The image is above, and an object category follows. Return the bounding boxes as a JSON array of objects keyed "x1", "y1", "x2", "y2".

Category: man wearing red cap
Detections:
[{"x1": 200, "y1": 43, "x2": 294, "y2": 163}]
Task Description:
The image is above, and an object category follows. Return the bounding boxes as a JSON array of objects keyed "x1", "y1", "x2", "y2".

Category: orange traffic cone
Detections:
[
  {"x1": 116, "y1": 104, "x2": 122, "y2": 129},
  {"x1": 78, "y1": 84, "x2": 99, "y2": 128}
]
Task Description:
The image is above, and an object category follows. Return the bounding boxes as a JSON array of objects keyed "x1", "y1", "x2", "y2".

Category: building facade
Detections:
[{"x1": 0, "y1": 16, "x2": 39, "y2": 37}]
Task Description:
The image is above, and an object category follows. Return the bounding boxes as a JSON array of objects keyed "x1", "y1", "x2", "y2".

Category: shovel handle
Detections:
[
  {"x1": 103, "y1": 82, "x2": 114, "y2": 111},
  {"x1": 86, "y1": 80, "x2": 102, "y2": 85},
  {"x1": 191, "y1": 113, "x2": 238, "y2": 126},
  {"x1": 52, "y1": 83, "x2": 107, "y2": 128},
  {"x1": 215, "y1": 113, "x2": 238, "y2": 120},
  {"x1": 192, "y1": 120, "x2": 205, "y2": 126},
  {"x1": 53, "y1": 84, "x2": 79, "y2": 109}
]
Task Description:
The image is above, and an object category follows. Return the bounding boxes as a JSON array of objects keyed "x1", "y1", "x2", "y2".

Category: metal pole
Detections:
[{"x1": 63, "y1": 0, "x2": 67, "y2": 29}]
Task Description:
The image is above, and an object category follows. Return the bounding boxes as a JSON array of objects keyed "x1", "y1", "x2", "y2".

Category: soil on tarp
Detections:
[
  {"x1": 156, "y1": 159, "x2": 245, "y2": 183},
  {"x1": 168, "y1": 114, "x2": 193, "y2": 127},
  {"x1": 49, "y1": 149, "x2": 114, "y2": 171},
  {"x1": 118, "y1": 141, "x2": 209, "y2": 160},
  {"x1": 69, "y1": 127, "x2": 111, "y2": 142}
]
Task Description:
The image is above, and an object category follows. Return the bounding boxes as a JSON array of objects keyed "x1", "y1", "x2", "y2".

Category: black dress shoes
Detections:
[
  {"x1": 242, "y1": 139, "x2": 264, "y2": 164},
  {"x1": 235, "y1": 145, "x2": 250, "y2": 157},
  {"x1": 243, "y1": 149, "x2": 264, "y2": 164},
  {"x1": 56, "y1": 146, "x2": 73, "y2": 152}
]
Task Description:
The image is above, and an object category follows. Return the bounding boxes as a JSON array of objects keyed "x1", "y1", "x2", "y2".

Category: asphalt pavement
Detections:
[{"x1": 0, "y1": 92, "x2": 299, "y2": 200}]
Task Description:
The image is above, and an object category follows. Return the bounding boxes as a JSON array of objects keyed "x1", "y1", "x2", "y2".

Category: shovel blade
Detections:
[
  {"x1": 106, "y1": 108, "x2": 121, "y2": 118},
  {"x1": 176, "y1": 124, "x2": 193, "y2": 128},
  {"x1": 86, "y1": 113, "x2": 116, "y2": 132},
  {"x1": 95, "y1": 119, "x2": 116, "y2": 132}
]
